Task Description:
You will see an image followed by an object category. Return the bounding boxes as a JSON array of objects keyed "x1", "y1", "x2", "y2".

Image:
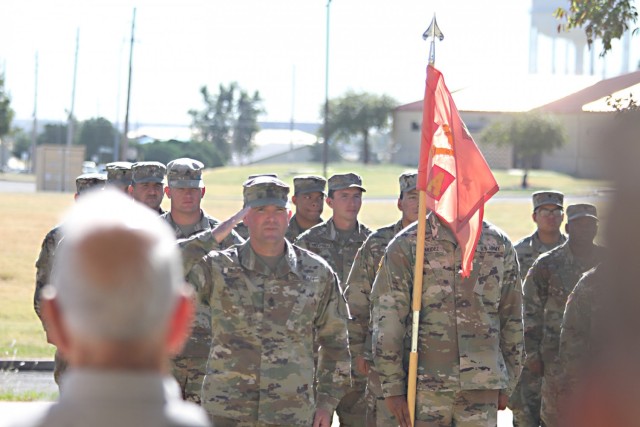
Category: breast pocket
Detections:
[{"x1": 472, "y1": 246, "x2": 505, "y2": 309}]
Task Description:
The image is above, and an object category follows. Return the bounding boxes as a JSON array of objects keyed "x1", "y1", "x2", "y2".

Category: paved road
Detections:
[{"x1": 0, "y1": 180, "x2": 36, "y2": 193}]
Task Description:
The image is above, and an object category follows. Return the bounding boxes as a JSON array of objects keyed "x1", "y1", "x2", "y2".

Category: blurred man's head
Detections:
[
  {"x1": 326, "y1": 173, "x2": 365, "y2": 227},
  {"x1": 397, "y1": 171, "x2": 419, "y2": 226},
  {"x1": 164, "y1": 158, "x2": 206, "y2": 217},
  {"x1": 105, "y1": 162, "x2": 133, "y2": 193},
  {"x1": 291, "y1": 175, "x2": 326, "y2": 225},
  {"x1": 74, "y1": 173, "x2": 107, "y2": 199},
  {"x1": 532, "y1": 191, "x2": 565, "y2": 234},
  {"x1": 129, "y1": 161, "x2": 166, "y2": 212},
  {"x1": 41, "y1": 189, "x2": 193, "y2": 370},
  {"x1": 565, "y1": 203, "x2": 599, "y2": 246}
]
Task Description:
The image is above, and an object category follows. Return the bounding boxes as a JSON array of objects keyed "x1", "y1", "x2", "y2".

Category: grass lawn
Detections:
[{"x1": 0, "y1": 163, "x2": 610, "y2": 359}]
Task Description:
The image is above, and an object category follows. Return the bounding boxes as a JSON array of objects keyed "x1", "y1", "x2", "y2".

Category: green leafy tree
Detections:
[
  {"x1": 481, "y1": 112, "x2": 566, "y2": 188},
  {"x1": 37, "y1": 123, "x2": 69, "y2": 145},
  {"x1": 77, "y1": 117, "x2": 117, "y2": 162},
  {"x1": 139, "y1": 140, "x2": 224, "y2": 168},
  {"x1": 320, "y1": 91, "x2": 397, "y2": 164},
  {"x1": 233, "y1": 90, "x2": 263, "y2": 163},
  {"x1": 11, "y1": 129, "x2": 31, "y2": 159},
  {"x1": 555, "y1": 1, "x2": 638, "y2": 55},
  {"x1": 0, "y1": 72, "x2": 13, "y2": 139}
]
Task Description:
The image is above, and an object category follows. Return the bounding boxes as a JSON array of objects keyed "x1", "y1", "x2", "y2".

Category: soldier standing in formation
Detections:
[
  {"x1": 33, "y1": 173, "x2": 107, "y2": 386},
  {"x1": 343, "y1": 171, "x2": 419, "y2": 426},
  {"x1": 285, "y1": 175, "x2": 326, "y2": 242},
  {"x1": 105, "y1": 161, "x2": 133, "y2": 193},
  {"x1": 129, "y1": 161, "x2": 167, "y2": 214},
  {"x1": 371, "y1": 213, "x2": 523, "y2": 427},
  {"x1": 510, "y1": 190, "x2": 566, "y2": 427},
  {"x1": 295, "y1": 172, "x2": 372, "y2": 426},
  {"x1": 523, "y1": 203, "x2": 606, "y2": 427},
  {"x1": 186, "y1": 176, "x2": 351, "y2": 426}
]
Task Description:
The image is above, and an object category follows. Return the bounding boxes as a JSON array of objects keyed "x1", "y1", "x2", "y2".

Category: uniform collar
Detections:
[{"x1": 238, "y1": 239, "x2": 303, "y2": 279}]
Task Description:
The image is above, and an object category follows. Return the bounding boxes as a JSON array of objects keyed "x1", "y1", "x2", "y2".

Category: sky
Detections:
[{"x1": 2, "y1": 0, "x2": 638, "y2": 130}]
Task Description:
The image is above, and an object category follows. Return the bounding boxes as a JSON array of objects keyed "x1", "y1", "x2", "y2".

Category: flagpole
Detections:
[{"x1": 407, "y1": 15, "x2": 443, "y2": 426}]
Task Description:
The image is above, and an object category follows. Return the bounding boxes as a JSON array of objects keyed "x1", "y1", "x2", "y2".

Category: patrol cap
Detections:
[
  {"x1": 247, "y1": 173, "x2": 278, "y2": 180},
  {"x1": 166, "y1": 158, "x2": 204, "y2": 188},
  {"x1": 105, "y1": 162, "x2": 133, "y2": 186},
  {"x1": 328, "y1": 172, "x2": 366, "y2": 192},
  {"x1": 566, "y1": 203, "x2": 598, "y2": 221},
  {"x1": 243, "y1": 176, "x2": 290, "y2": 208},
  {"x1": 132, "y1": 161, "x2": 166, "y2": 184},
  {"x1": 293, "y1": 175, "x2": 327, "y2": 195},
  {"x1": 75, "y1": 173, "x2": 107, "y2": 195},
  {"x1": 399, "y1": 171, "x2": 418, "y2": 194},
  {"x1": 532, "y1": 191, "x2": 564, "y2": 210}
]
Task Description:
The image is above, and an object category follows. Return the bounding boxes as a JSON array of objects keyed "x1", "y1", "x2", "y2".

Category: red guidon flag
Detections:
[{"x1": 417, "y1": 65, "x2": 499, "y2": 277}]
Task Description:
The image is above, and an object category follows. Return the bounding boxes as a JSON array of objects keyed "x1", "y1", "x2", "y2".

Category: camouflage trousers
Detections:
[
  {"x1": 53, "y1": 350, "x2": 68, "y2": 387},
  {"x1": 335, "y1": 371, "x2": 368, "y2": 426},
  {"x1": 540, "y1": 376, "x2": 559, "y2": 427},
  {"x1": 509, "y1": 365, "x2": 542, "y2": 427},
  {"x1": 413, "y1": 389, "x2": 499, "y2": 427},
  {"x1": 364, "y1": 369, "x2": 396, "y2": 427},
  {"x1": 211, "y1": 416, "x2": 305, "y2": 427},
  {"x1": 171, "y1": 355, "x2": 206, "y2": 404}
]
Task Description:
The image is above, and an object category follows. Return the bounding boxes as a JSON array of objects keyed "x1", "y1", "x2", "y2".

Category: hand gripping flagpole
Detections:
[{"x1": 407, "y1": 15, "x2": 443, "y2": 426}]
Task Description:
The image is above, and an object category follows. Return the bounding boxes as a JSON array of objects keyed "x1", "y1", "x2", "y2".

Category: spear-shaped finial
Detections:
[{"x1": 422, "y1": 14, "x2": 444, "y2": 66}]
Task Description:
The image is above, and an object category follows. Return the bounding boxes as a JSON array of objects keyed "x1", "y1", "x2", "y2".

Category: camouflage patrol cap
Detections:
[
  {"x1": 566, "y1": 203, "x2": 598, "y2": 221},
  {"x1": 105, "y1": 162, "x2": 133, "y2": 186},
  {"x1": 328, "y1": 172, "x2": 366, "y2": 192},
  {"x1": 247, "y1": 173, "x2": 278, "y2": 180},
  {"x1": 243, "y1": 176, "x2": 290, "y2": 208},
  {"x1": 398, "y1": 171, "x2": 418, "y2": 194},
  {"x1": 132, "y1": 161, "x2": 166, "y2": 184},
  {"x1": 75, "y1": 173, "x2": 107, "y2": 195},
  {"x1": 293, "y1": 175, "x2": 327, "y2": 195},
  {"x1": 166, "y1": 158, "x2": 204, "y2": 188},
  {"x1": 532, "y1": 191, "x2": 564, "y2": 210}
]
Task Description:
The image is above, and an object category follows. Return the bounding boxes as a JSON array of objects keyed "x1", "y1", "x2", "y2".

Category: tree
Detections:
[
  {"x1": 320, "y1": 91, "x2": 397, "y2": 164},
  {"x1": 138, "y1": 140, "x2": 224, "y2": 168},
  {"x1": 555, "y1": 1, "x2": 638, "y2": 55},
  {"x1": 37, "y1": 123, "x2": 69, "y2": 145},
  {"x1": 77, "y1": 117, "x2": 117, "y2": 162},
  {"x1": 0, "y1": 72, "x2": 13, "y2": 139},
  {"x1": 481, "y1": 112, "x2": 566, "y2": 188},
  {"x1": 11, "y1": 129, "x2": 31, "y2": 159},
  {"x1": 189, "y1": 83, "x2": 263, "y2": 164}
]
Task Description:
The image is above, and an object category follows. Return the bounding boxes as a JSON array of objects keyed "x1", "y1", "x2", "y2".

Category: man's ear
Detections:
[
  {"x1": 291, "y1": 195, "x2": 297, "y2": 207},
  {"x1": 325, "y1": 197, "x2": 333, "y2": 209},
  {"x1": 41, "y1": 293, "x2": 72, "y2": 357},
  {"x1": 396, "y1": 197, "x2": 402, "y2": 212},
  {"x1": 166, "y1": 289, "x2": 195, "y2": 357},
  {"x1": 201, "y1": 187, "x2": 206, "y2": 198},
  {"x1": 164, "y1": 187, "x2": 171, "y2": 198},
  {"x1": 127, "y1": 185, "x2": 134, "y2": 196}
]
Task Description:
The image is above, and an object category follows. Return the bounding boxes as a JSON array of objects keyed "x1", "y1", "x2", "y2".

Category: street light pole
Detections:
[{"x1": 322, "y1": 0, "x2": 332, "y2": 178}]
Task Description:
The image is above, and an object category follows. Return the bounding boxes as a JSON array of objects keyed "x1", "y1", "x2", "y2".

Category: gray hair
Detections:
[{"x1": 49, "y1": 189, "x2": 183, "y2": 341}]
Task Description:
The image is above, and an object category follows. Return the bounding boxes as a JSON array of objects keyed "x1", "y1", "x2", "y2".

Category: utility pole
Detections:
[
  {"x1": 63, "y1": 28, "x2": 79, "y2": 191},
  {"x1": 30, "y1": 52, "x2": 38, "y2": 173},
  {"x1": 122, "y1": 7, "x2": 136, "y2": 161},
  {"x1": 322, "y1": 0, "x2": 332, "y2": 177}
]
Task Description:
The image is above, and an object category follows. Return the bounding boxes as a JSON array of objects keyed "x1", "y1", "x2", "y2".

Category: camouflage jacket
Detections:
[
  {"x1": 515, "y1": 231, "x2": 567, "y2": 280},
  {"x1": 187, "y1": 240, "x2": 351, "y2": 424},
  {"x1": 233, "y1": 222, "x2": 250, "y2": 240},
  {"x1": 285, "y1": 213, "x2": 321, "y2": 243},
  {"x1": 558, "y1": 266, "x2": 602, "y2": 395},
  {"x1": 523, "y1": 242, "x2": 606, "y2": 372},
  {"x1": 371, "y1": 214, "x2": 523, "y2": 397},
  {"x1": 34, "y1": 225, "x2": 63, "y2": 325},
  {"x1": 344, "y1": 220, "x2": 405, "y2": 359},
  {"x1": 294, "y1": 218, "x2": 372, "y2": 283}
]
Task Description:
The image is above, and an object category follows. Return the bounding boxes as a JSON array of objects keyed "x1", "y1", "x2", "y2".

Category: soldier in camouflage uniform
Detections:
[
  {"x1": 129, "y1": 161, "x2": 166, "y2": 214},
  {"x1": 34, "y1": 173, "x2": 106, "y2": 386},
  {"x1": 371, "y1": 213, "x2": 523, "y2": 427},
  {"x1": 523, "y1": 204, "x2": 606, "y2": 427},
  {"x1": 295, "y1": 172, "x2": 372, "y2": 426},
  {"x1": 510, "y1": 190, "x2": 566, "y2": 427},
  {"x1": 105, "y1": 161, "x2": 133, "y2": 193},
  {"x1": 343, "y1": 171, "x2": 419, "y2": 426},
  {"x1": 285, "y1": 175, "x2": 326, "y2": 242},
  {"x1": 234, "y1": 173, "x2": 278, "y2": 240},
  {"x1": 187, "y1": 176, "x2": 351, "y2": 426},
  {"x1": 161, "y1": 158, "x2": 243, "y2": 403}
]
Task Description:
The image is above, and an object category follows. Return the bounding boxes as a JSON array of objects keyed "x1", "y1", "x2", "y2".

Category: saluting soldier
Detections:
[
  {"x1": 510, "y1": 190, "x2": 566, "y2": 427},
  {"x1": 371, "y1": 213, "x2": 523, "y2": 427},
  {"x1": 344, "y1": 171, "x2": 419, "y2": 426},
  {"x1": 523, "y1": 203, "x2": 606, "y2": 427},
  {"x1": 234, "y1": 173, "x2": 278, "y2": 240},
  {"x1": 295, "y1": 172, "x2": 372, "y2": 426},
  {"x1": 129, "y1": 161, "x2": 166, "y2": 214},
  {"x1": 285, "y1": 175, "x2": 326, "y2": 242},
  {"x1": 187, "y1": 176, "x2": 351, "y2": 426},
  {"x1": 34, "y1": 173, "x2": 107, "y2": 386}
]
